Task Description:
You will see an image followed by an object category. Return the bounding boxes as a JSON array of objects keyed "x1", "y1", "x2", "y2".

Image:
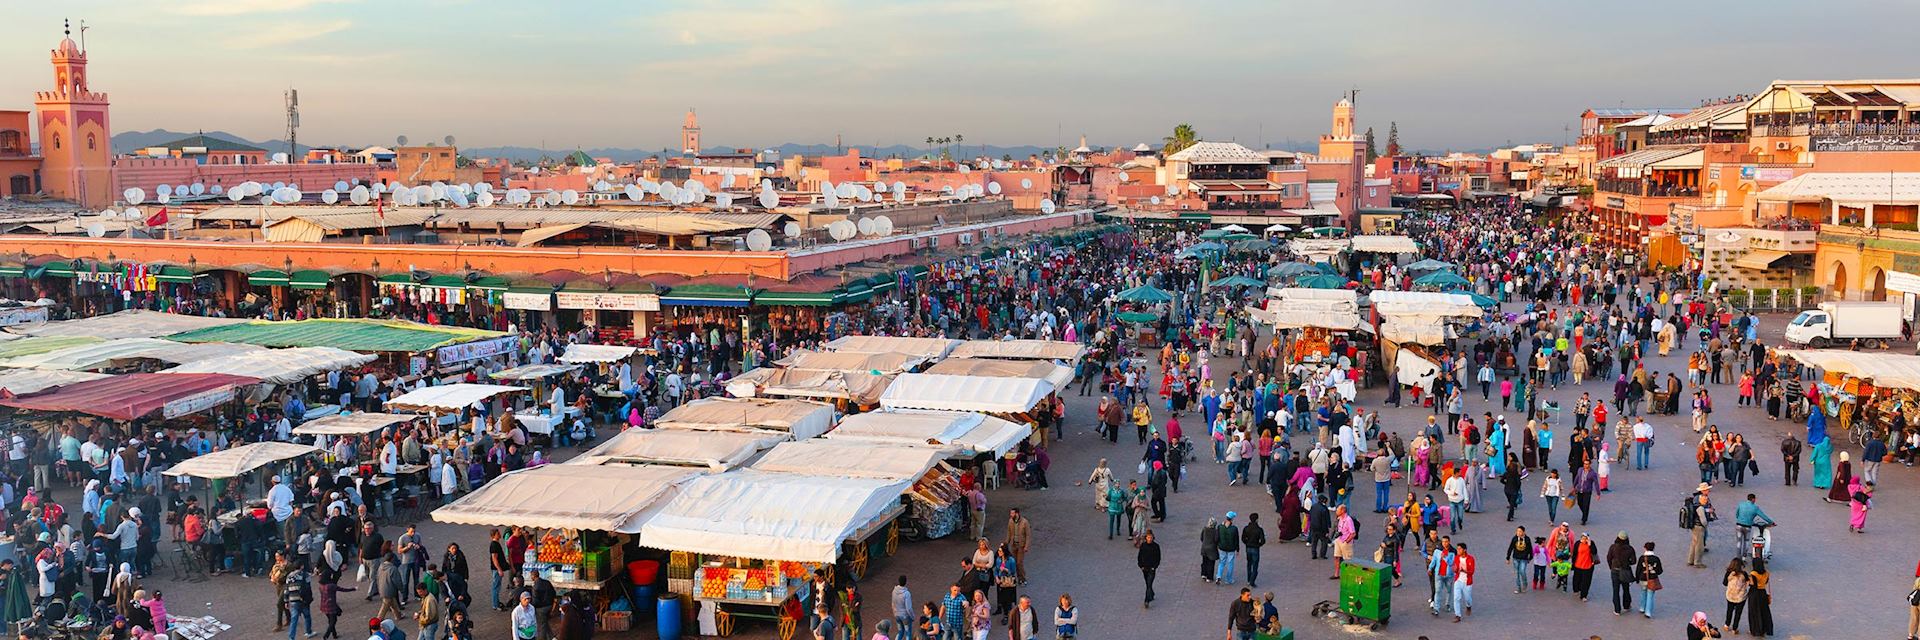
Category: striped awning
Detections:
[{"x1": 247, "y1": 269, "x2": 290, "y2": 286}]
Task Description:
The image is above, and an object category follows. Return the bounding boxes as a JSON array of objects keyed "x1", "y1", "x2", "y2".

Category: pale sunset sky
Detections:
[{"x1": 3, "y1": 0, "x2": 1917, "y2": 152}]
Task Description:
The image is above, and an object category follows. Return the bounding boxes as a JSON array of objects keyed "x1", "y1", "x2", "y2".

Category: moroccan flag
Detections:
[
  {"x1": 145, "y1": 207, "x2": 168, "y2": 227},
  {"x1": 375, "y1": 195, "x2": 385, "y2": 221}
]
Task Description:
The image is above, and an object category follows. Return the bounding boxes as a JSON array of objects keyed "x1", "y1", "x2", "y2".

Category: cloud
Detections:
[
  {"x1": 678, "y1": 30, "x2": 698, "y2": 45},
  {"x1": 173, "y1": 0, "x2": 352, "y2": 17},
  {"x1": 222, "y1": 19, "x2": 352, "y2": 49}
]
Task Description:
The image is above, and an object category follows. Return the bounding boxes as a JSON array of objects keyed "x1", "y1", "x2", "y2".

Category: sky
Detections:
[{"x1": 5, "y1": 0, "x2": 1920, "y2": 153}]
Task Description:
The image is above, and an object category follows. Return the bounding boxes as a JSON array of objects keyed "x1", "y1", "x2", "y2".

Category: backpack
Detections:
[{"x1": 1678, "y1": 496, "x2": 1699, "y2": 530}]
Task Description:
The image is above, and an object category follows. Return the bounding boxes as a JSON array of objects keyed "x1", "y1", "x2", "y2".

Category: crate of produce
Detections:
[
  {"x1": 668, "y1": 551, "x2": 695, "y2": 579},
  {"x1": 598, "y1": 610, "x2": 631, "y2": 632}
]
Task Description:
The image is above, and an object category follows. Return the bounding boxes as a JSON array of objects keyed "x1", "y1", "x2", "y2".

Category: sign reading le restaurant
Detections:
[{"x1": 555, "y1": 292, "x2": 661, "y2": 312}]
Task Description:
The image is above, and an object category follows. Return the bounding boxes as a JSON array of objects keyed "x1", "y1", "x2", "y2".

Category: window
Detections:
[
  {"x1": 86, "y1": 133, "x2": 95, "y2": 150},
  {"x1": 50, "y1": 133, "x2": 59, "y2": 150}
]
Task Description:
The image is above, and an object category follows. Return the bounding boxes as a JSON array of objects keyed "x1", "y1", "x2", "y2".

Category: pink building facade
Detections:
[{"x1": 112, "y1": 157, "x2": 376, "y2": 197}]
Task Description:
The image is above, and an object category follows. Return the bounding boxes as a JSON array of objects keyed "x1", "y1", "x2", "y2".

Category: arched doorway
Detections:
[
  {"x1": 1830, "y1": 261, "x2": 1849, "y2": 299},
  {"x1": 1870, "y1": 268, "x2": 1888, "y2": 302}
]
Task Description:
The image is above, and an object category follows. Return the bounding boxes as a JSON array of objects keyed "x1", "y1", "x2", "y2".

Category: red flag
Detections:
[
  {"x1": 145, "y1": 207, "x2": 168, "y2": 227},
  {"x1": 375, "y1": 195, "x2": 385, "y2": 220}
]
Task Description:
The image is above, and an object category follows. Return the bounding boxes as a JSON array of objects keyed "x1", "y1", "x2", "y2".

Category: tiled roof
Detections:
[{"x1": 1166, "y1": 141, "x2": 1267, "y2": 165}]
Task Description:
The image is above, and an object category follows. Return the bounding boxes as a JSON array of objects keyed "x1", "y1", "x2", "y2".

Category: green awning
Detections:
[
  {"x1": 288, "y1": 270, "x2": 332, "y2": 290},
  {"x1": 168, "y1": 318, "x2": 507, "y2": 353},
  {"x1": 1179, "y1": 212, "x2": 1212, "y2": 221},
  {"x1": 468, "y1": 276, "x2": 510, "y2": 292},
  {"x1": 377, "y1": 273, "x2": 415, "y2": 285},
  {"x1": 422, "y1": 275, "x2": 468, "y2": 289},
  {"x1": 753, "y1": 291, "x2": 841, "y2": 307},
  {"x1": 43, "y1": 261, "x2": 73, "y2": 278},
  {"x1": 0, "y1": 266, "x2": 23, "y2": 278},
  {"x1": 247, "y1": 269, "x2": 290, "y2": 286},
  {"x1": 154, "y1": 266, "x2": 199, "y2": 283},
  {"x1": 660, "y1": 283, "x2": 755, "y2": 307}
]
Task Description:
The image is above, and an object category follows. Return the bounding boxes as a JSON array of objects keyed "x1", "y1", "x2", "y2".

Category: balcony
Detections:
[
  {"x1": 1808, "y1": 121, "x2": 1920, "y2": 152},
  {"x1": 1206, "y1": 200, "x2": 1282, "y2": 211},
  {"x1": 1595, "y1": 179, "x2": 1698, "y2": 198}
]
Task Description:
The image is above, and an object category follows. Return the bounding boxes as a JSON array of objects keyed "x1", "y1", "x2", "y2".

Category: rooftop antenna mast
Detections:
[
  {"x1": 285, "y1": 89, "x2": 300, "y2": 169},
  {"x1": 77, "y1": 19, "x2": 88, "y2": 52}
]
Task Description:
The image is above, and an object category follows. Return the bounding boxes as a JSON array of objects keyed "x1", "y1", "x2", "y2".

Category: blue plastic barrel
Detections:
[
  {"x1": 633, "y1": 585, "x2": 658, "y2": 619},
  {"x1": 656, "y1": 593, "x2": 683, "y2": 640}
]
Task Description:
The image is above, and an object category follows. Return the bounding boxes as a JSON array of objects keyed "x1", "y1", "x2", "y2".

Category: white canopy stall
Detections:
[
  {"x1": 825, "y1": 410, "x2": 1033, "y2": 457},
  {"x1": 165, "y1": 346, "x2": 377, "y2": 385},
  {"x1": 652, "y1": 397, "x2": 838, "y2": 441},
  {"x1": 7, "y1": 309, "x2": 247, "y2": 340},
  {"x1": 725, "y1": 367, "x2": 893, "y2": 406},
  {"x1": 879, "y1": 373, "x2": 1054, "y2": 414},
  {"x1": 1288, "y1": 238, "x2": 1350, "y2": 261},
  {"x1": 575, "y1": 428, "x2": 784, "y2": 471},
  {"x1": 1369, "y1": 290, "x2": 1484, "y2": 345},
  {"x1": 922, "y1": 358, "x2": 1074, "y2": 389},
  {"x1": 291, "y1": 412, "x2": 420, "y2": 437},
  {"x1": 0, "y1": 369, "x2": 109, "y2": 395},
  {"x1": 821, "y1": 335, "x2": 960, "y2": 361},
  {"x1": 638, "y1": 470, "x2": 910, "y2": 564},
  {"x1": 772, "y1": 350, "x2": 928, "y2": 374},
  {"x1": 1250, "y1": 288, "x2": 1363, "y2": 330},
  {"x1": 947, "y1": 340, "x2": 1087, "y2": 365},
  {"x1": 557, "y1": 344, "x2": 639, "y2": 364},
  {"x1": 1782, "y1": 350, "x2": 1920, "y2": 391},
  {"x1": 0, "y1": 338, "x2": 261, "y2": 371},
  {"x1": 385, "y1": 383, "x2": 526, "y2": 411},
  {"x1": 1350, "y1": 235, "x2": 1420, "y2": 254},
  {"x1": 490, "y1": 363, "x2": 583, "y2": 381},
  {"x1": 164, "y1": 442, "x2": 323, "y2": 480},
  {"x1": 433, "y1": 463, "x2": 700, "y2": 533},
  {"x1": 750, "y1": 440, "x2": 948, "y2": 482}
]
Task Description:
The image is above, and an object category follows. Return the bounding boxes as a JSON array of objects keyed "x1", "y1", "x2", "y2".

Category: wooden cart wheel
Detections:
[
  {"x1": 849, "y1": 542, "x2": 870, "y2": 580},
  {"x1": 715, "y1": 609, "x2": 735, "y2": 637},
  {"x1": 778, "y1": 610, "x2": 798, "y2": 640},
  {"x1": 885, "y1": 521, "x2": 900, "y2": 556}
]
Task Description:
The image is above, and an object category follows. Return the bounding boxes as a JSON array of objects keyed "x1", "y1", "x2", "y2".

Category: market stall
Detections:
[
  {"x1": 162, "y1": 346, "x2": 377, "y2": 385},
  {"x1": 490, "y1": 364, "x2": 586, "y2": 437},
  {"x1": 0, "y1": 369, "x2": 110, "y2": 395},
  {"x1": 0, "y1": 372, "x2": 258, "y2": 425},
  {"x1": 878, "y1": 373, "x2": 1054, "y2": 415},
  {"x1": 0, "y1": 337, "x2": 262, "y2": 372},
  {"x1": 164, "y1": 442, "x2": 325, "y2": 529},
  {"x1": 770, "y1": 350, "x2": 928, "y2": 375},
  {"x1": 725, "y1": 367, "x2": 891, "y2": 409},
  {"x1": 750, "y1": 440, "x2": 967, "y2": 541},
  {"x1": 575, "y1": 428, "x2": 784, "y2": 471},
  {"x1": 291, "y1": 412, "x2": 423, "y2": 461},
  {"x1": 819, "y1": 335, "x2": 960, "y2": 361},
  {"x1": 651, "y1": 397, "x2": 838, "y2": 441},
  {"x1": 385, "y1": 383, "x2": 527, "y2": 413},
  {"x1": 922, "y1": 357, "x2": 1075, "y2": 389},
  {"x1": 947, "y1": 339, "x2": 1087, "y2": 365},
  {"x1": 1781, "y1": 350, "x2": 1920, "y2": 442},
  {"x1": 640, "y1": 470, "x2": 909, "y2": 638},
  {"x1": 6, "y1": 309, "x2": 247, "y2": 339},
  {"x1": 822, "y1": 409, "x2": 1032, "y2": 458},
  {"x1": 557, "y1": 344, "x2": 640, "y2": 365}
]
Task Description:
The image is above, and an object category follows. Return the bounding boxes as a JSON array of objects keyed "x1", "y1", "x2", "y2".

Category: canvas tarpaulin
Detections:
[
  {"x1": 0, "y1": 337, "x2": 102, "y2": 361},
  {"x1": 489, "y1": 364, "x2": 583, "y2": 381},
  {"x1": 163, "y1": 346, "x2": 376, "y2": 384},
  {"x1": 725, "y1": 367, "x2": 892, "y2": 405},
  {"x1": 432, "y1": 463, "x2": 699, "y2": 533},
  {"x1": 291, "y1": 412, "x2": 421, "y2": 436},
  {"x1": 922, "y1": 358, "x2": 1074, "y2": 389},
  {"x1": 1782, "y1": 350, "x2": 1920, "y2": 391},
  {"x1": 638, "y1": 470, "x2": 910, "y2": 563},
  {"x1": 557, "y1": 344, "x2": 638, "y2": 364},
  {"x1": 772, "y1": 350, "x2": 928, "y2": 374},
  {"x1": 879, "y1": 373, "x2": 1054, "y2": 414},
  {"x1": 824, "y1": 410, "x2": 1033, "y2": 457},
  {"x1": 0, "y1": 369, "x2": 110, "y2": 395},
  {"x1": 750, "y1": 440, "x2": 947, "y2": 481},
  {"x1": 163, "y1": 442, "x2": 321, "y2": 480},
  {"x1": 0, "y1": 373, "x2": 257, "y2": 420},
  {"x1": 1254, "y1": 288, "x2": 1362, "y2": 330},
  {"x1": 0, "y1": 338, "x2": 262, "y2": 371},
  {"x1": 947, "y1": 339, "x2": 1087, "y2": 363},
  {"x1": 385, "y1": 383, "x2": 527, "y2": 411},
  {"x1": 168, "y1": 318, "x2": 507, "y2": 353},
  {"x1": 1350, "y1": 235, "x2": 1420, "y2": 253},
  {"x1": 652, "y1": 397, "x2": 837, "y2": 441},
  {"x1": 575, "y1": 428, "x2": 782, "y2": 470},
  {"x1": 7, "y1": 310, "x2": 246, "y2": 340},
  {"x1": 1369, "y1": 290, "x2": 1483, "y2": 346},
  {"x1": 821, "y1": 335, "x2": 960, "y2": 360}
]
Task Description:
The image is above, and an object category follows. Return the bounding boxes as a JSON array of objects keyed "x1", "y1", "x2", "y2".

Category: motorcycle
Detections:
[{"x1": 1739, "y1": 522, "x2": 1774, "y2": 561}]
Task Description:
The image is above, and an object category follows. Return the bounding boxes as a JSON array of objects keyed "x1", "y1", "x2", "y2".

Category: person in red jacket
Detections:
[{"x1": 1451, "y1": 544, "x2": 1476, "y2": 623}]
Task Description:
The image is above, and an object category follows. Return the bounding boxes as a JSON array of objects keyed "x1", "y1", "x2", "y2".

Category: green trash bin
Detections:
[{"x1": 1338, "y1": 560, "x2": 1391, "y2": 624}]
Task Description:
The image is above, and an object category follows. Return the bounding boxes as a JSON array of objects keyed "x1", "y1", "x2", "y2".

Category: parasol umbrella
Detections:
[
  {"x1": 1197, "y1": 229, "x2": 1230, "y2": 240},
  {"x1": 1115, "y1": 311, "x2": 1160, "y2": 324},
  {"x1": 1313, "y1": 262, "x2": 1340, "y2": 275},
  {"x1": 1269, "y1": 262, "x2": 1316, "y2": 279},
  {"x1": 1207, "y1": 275, "x2": 1266, "y2": 290},
  {"x1": 1295, "y1": 274, "x2": 1350, "y2": 289},
  {"x1": 1414, "y1": 270, "x2": 1472, "y2": 289},
  {"x1": 1445, "y1": 289, "x2": 1498, "y2": 307},
  {"x1": 1179, "y1": 241, "x2": 1227, "y2": 257},
  {"x1": 1219, "y1": 224, "x2": 1250, "y2": 233},
  {"x1": 1229, "y1": 238, "x2": 1274, "y2": 253},
  {"x1": 1263, "y1": 224, "x2": 1292, "y2": 234},
  {"x1": 1405, "y1": 259, "x2": 1456, "y2": 274},
  {"x1": 1221, "y1": 233, "x2": 1259, "y2": 241},
  {"x1": 1115, "y1": 284, "x2": 1176, "y2": 304}
]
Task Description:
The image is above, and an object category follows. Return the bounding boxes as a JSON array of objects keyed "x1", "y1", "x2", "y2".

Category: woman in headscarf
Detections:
[
  {"x1": 1745, "y1": 558, "x2": 1773, "y2": 637},
  {"x1": 1087, "y1": 459, "x2": 1113, "y2": 512},
  {"x1": 1687, "y1": 610, "x2": 1723, "y2": 638},
  {"x1": 1848, "y1": 479, "x2": 1873, "y2": 533},
  {"x1": 1825, "y1": 451, "x2": 1852, "y2": 503},
  {"x1": 109, "y1": 562, "x2": 137, "y2": 619},
  {"x1": 81, "y1": 480, "x2": 101, "y2": 526},
  {"x1": 1276, "y1": 485, "x2": 1303, "y2": 541}
]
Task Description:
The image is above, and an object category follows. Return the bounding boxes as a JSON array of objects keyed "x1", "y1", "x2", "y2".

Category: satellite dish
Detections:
[
  {"x1": 321, "y1": 189, "x2": 339, "y2": 204},
  {"x1": 333, "y1": 181, "x2": 349, "y2": 192},
  {"x1": 893, "y1": 183, "x2": 907, "y2": 203},
  {"x1": 1040, "y1": 199, "x2": 1056, "y2": 214},
  {"x1": 745, "y1": 229, "x2": 772, "y2": 251},
  {"x1": 560, "y1": 189, "x2": 580, "y2": 205},
  {"x1": 156, "y1": 184, "x2": 173, "y2": 197},
  {"x1": 477, "y1": 183, "x2": 492, "y2": 193},
  {"x1": 156, "y1": 192, "x2": 171, "y2": 205},
  {"x1": 595, "y1": 180, "x2": 611, "y2": 192},
  {"x1": 988, "y1": 181, "x2": 1002, "y2": 195},
  {"x1": 123, "y1": 207, "x2": 141, "y2": 221},
  {"x1": 874, "y1": 215, "x2": 893, "y2": 235},
  {"x1": 411, "y1": 185, "x2": 434, "y2": 203},
  {"x1": 683, "y1": 178, "x2": 701, "y2": 193},
  {"x1": 476, "y1": 190, "x2": 497, "y2": 207},
  {"x1": 449, "y1": 190, "x2": 471, "y2": 208},
  {"x1": 258, "y1": 195, "x2": 274, "y2": 206},
  {"x1": 543, "y1": 191, "x2": 562, "y2": 206},
  {"x1": 759, "y1": 178, "x2": 773, "y2": 192},
  {"x1": 349, "y1": 185, "x2": 370, "y2": 205},
  {"x1": 271, "y1": 152, "x2": 289, "y2": 164},
  {"x1": 857, "y1": 217, "x2": 876, "y2": 236},
  {"x1": 209, "y1": 185, "x2": 223, "y2": 195},
  {"x1": 86, "y1": 223, "x2": 106, "y2": 238},
  {"x1": 828, "y1": 220, "x2": 856, "y2": 241},
  {"x1": 371, "y1": 182, "x2": 388, "y2": 194},
  {"x1": 958, "y1": 164, "x2": 970, "y2": 175},
  {"x1": 229, "y1": 190, "x2": 245, "y2": 202},
  {"x1": 941, "y1": 185, "x2": 954, "y2": 195},
  {"x1": 720, "y1": 174, "x2": 736, "y2": 188},
  {"x1": 276, "y1": 188, "x2": 302, "y2": 204},
  {"x1": 758, "y1": 189, "x2": 778, "y2": 208},
  {"x1": 1166, "y1": 185, "x2": 1179, "y2": 196},
  {"x1": 1150, "y1": 195, "x2": 1161, "y2": 205},
  {"x1": 123, "y1": 188, "x2": 145, "y2": 205},
  {"x1": 819, "y1": 181, "x2": 834, "y2": 196},
  {"x1": 1020, "y1": 178, "x2": 1033, "y2": 189},
  {"x1": 799, "y1": 168, "x2": 809, "y2": 179},
  {"x1": 396, "y1": 135, "x2": 409, "y2": 146},
  {"x1": 625, "y1": 185, "x2": 643, "y2": 201},
  {"x1": 783, "y1": 221, "x2": 802, "y2": 238},
  {"x1": 835, "y1": 182, "x2": 855, "y2": 198},
  {"x1": 431, "y1": 182, "x2": 449, "y2": 200},
  {"x1": 1118, "y1": 173, "x2": 1130, "y2": 182},
  {"x1": 455, "y1": 183, "x2": 472, "y2": 195},
  {"x1": 443, "y1": 135, "x2": 455, "y2": 146},
  {"x1": 873, "y1": 180, "x2": 888, "y2": 193},
  {"x1": 716, "y1": 194, "x2": 734, "y2": 207},
  {"x1": 190, "y1": 182, "x2": 206, "y2": 195},
  {"x1": 824, "y1": 191, "x2": 840, "y2": 208},
  {"x1": 272, "y1": 181, "x2": 287, "y2": 191}
]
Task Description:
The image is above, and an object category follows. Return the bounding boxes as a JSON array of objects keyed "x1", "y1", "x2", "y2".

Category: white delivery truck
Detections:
[{"x1": 1784, "y1": 301, "x2": 1903, "y2": 348}]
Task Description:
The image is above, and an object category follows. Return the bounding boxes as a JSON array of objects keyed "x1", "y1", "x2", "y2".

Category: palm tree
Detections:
[
  {"x1": 954, "y1": 134, "x2": 964, "y2": 160},
  {"x1": 1162, "y1": 124, "x2": 1199, "y2": 155}
]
